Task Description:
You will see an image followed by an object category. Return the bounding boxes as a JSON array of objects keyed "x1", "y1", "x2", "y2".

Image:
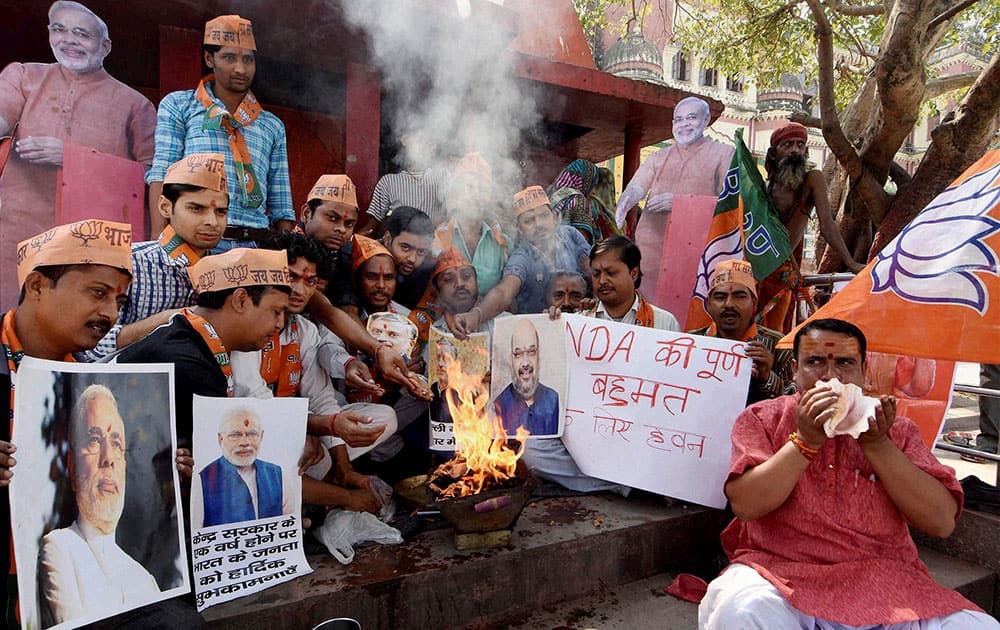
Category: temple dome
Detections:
[{"x1": 601, "y1": 29, "x2": 664, "y2": 83}]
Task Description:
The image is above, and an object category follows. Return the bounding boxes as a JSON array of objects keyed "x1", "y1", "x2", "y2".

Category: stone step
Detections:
[
  {"x1": 203, "y1": 494, "x2": 729, "y2": 629},
  {"x1": 201, "y1": 495, "x2": 998, "y2": 629},
  {"x1": 502, "y1": 548, "x2": 996, "y2": 630}
]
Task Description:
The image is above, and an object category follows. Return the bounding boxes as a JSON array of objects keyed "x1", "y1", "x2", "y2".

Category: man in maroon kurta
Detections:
[
  {"x1": 700, "y1": 318, "x2": 996, "y2": 628},
  {"x1": 0, "y1": 1, "x2": 156, "y2": 309}
]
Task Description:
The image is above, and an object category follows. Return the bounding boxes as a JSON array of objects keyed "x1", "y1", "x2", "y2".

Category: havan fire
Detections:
[{"x1": 427, "y1": 358, "x2": 530, "y2": 500}]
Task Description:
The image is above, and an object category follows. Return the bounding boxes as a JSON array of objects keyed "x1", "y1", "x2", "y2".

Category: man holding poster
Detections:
[
  {"x1": 37, "y1": 385, "x2": 159, "y2": 626},
  {"x1": 700, "y1": 318, "x2": 994, "y2": 628},
  {"x1": 3, "y1": 222, "x2": 203, "y2": 627}
]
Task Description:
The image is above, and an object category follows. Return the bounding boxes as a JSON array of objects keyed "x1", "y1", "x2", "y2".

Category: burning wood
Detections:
[{"x1": 427, "y1": 357, "x2": 530, "y2": 500}]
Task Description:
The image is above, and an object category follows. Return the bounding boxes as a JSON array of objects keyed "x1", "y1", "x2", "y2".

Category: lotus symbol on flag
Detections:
[{"x1": 871, "y1": 199, "x2": 1000, "y2": 315}]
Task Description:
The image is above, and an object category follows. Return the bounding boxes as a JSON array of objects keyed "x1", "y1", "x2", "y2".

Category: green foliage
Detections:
[
  {"x1": 670, "y1": 1, "x2": 887, "y2": 109},
  {"x1": 941, "y1": 1, "x2": 1000, "y2": 55}
]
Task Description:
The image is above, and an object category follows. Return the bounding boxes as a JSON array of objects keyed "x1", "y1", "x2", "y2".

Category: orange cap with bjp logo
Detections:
[
  {"x1": 351, "y1": 234, "x2": 394, "y2": 272},
  {"x1": 513, "y1": 185, "x2": 550, "y2": 218},
  {"x1": 164, "y1": 153, "x2": 228, "y2": 193},
  {"x1": 432, "y1": 247, "x2": 472, "y2": 280},
  {"x1": 307, "y1": 174, "x2": 358, "y2": 214},
  {"x1": 187, "y1": 248, "x2": 290, "y2": 294},
  {"x1": 709, "y1": 259, "x2": 757, "y2": 299},
  {"x1": 17, "y1": 220, "x2": 133, "y2": 289},
  {"x1": 204, "y1": 15, "x2": 256, "y2": 51}
]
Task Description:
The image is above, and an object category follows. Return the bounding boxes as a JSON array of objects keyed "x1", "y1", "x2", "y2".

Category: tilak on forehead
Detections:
[
  {"x1": 16, "y1": 220, "x2": 134, "y2": 289},
  {"x1": 798, "y1": 333, "x2": 860, "y2": 358}
]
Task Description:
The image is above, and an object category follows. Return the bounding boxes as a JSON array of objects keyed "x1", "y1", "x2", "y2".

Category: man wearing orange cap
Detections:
[
  {"x1": 113, "y1": 248, "x2": 291, "y2": 456},
  {"x1": 81, "y1": 153, "x2": 229, "y2": 361},
  {"x1": 690, "y1": 259, "x2": 793, "y2": 404},
  {"x1": 759, "y1": 122, "x2": 864, "y2": 331},
  {"x1": 1, "y1": 220, "x2": 137, "y2": 626},
  {"x1": 146, "y1": 14, "x2": 294, "y2": 251},
  {"x1": 341, "y1": 206, "x2": 435, "y2": 315},
  {"x1": 432, "y1": 152, "x2": 509, "y2": 297},
  {"x1": 0, "y1": 1, "x2": 156, "y2": 309},
  {"x1": 229, "y1": 231, "x2": 391, "y2": 514},
  {"x1": 453, "y1": 186, "x2": 589, "y2": 336}
]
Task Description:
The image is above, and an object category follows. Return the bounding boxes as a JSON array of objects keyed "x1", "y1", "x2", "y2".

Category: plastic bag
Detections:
[{"x1": 314, "y1": 509, "x2": 403, "y2": 564}]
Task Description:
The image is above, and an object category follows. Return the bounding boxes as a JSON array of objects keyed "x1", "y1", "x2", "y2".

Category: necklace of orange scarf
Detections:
[
  {"x1": 195, "y1": 75, "x2": 264, "y2": 209},
  {"x1": 259, "y1": 318, "x2": 302, "y2": 397},
  {"x1": 158, "y1": 224, "x2": 203, "y2": 265},
  {"x1": 181, "y1": 309, "x2": 233, "y2": 396}
]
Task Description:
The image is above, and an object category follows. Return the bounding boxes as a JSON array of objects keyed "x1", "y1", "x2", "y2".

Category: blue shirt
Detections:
[
  {"x1": 78, "y1": 239, "x2": 196, "y2": 361},
  {"x1": 503, "y1": 225, "x2": 590, "y2": 314},
  {"x1": 146, "y1": 82, "x2": 294, "y2": 228},
  {"x1": 494, "y1": 382, "x2": 560, "y2": 436}
]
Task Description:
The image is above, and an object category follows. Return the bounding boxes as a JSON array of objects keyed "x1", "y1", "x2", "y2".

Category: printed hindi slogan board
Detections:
[
  {"x1": 11, "y1": 358, "x2": 189, "y2": 630},
  {"x1": 561, "y1": 314, "x2": 752, "y2": 508},
  {"x1": 189, "y1": 396, "x2": 312, "y2": 611}
]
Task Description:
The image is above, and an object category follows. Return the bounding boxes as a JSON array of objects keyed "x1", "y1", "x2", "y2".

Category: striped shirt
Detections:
[
  {"x1": 366, "y1": 169, "x2": 448, "y2": 225},
  {"x1": 77, "y1": 239, "x2": 196, "y2": 361},
  {"x1": 145, "y1": 82, "x2": 294, "y2": 228}
]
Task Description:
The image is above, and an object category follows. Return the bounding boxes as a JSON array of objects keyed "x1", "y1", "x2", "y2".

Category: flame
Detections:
[{"x1": 437, "y1": 356, "x2": 529, "y2": 498}]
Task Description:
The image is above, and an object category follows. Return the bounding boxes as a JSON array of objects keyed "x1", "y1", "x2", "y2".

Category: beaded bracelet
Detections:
[{"x1": 788, "y1": 432, "x2": 820, "y2": 461}]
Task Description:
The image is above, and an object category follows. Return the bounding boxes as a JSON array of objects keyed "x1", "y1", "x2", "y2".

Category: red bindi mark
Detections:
[
  {"x1": 244, "y1": 419, "x2": 250, "y2": 427},
  {"x1": 210, "y1": 200, "x2": 218, "y2": 209},
  {"x1": 827, "y1": 354, "x2": 834, "y2": 360},
  {"x1": 824, "y1": 342, "x2": 835, "y2": 347},
  {"x1": 106, "y1": 424, "x2": 111, "y2": 432}
]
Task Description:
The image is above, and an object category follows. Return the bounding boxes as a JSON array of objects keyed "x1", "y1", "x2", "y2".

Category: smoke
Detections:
[{"x1": 340, "y1": 0, "x2": 541, "y2": 217}]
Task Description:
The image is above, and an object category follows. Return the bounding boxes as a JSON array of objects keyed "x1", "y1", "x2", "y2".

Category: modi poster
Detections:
[
  {"x1": 188, "y1": 395, "x2": 311, "y2": 611},
  {"x1": 10, "y1": 358, "x2": 189, "y2": 630},
  {"x1": 560, "y1": 314, "x2": 751, "y2": 508},
  {"x1": 490, "y1": 315, "x2": 568, "y2": 439}
]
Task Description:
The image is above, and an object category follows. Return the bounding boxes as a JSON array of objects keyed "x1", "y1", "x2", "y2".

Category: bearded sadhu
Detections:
[{"x1": 757, "y1": 122, "x2": 865, "y2": 332}]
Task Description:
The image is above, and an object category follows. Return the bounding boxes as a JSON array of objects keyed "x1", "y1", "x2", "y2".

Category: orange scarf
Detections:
[
  {"x1": 181, "y1": 309, "x2": 233, "y2": 396},
  {"x1": 259, "y1": 319, "x2": 302, "y2": 397},
  {"x1": 633, "y1": 294, "x2": 655, "y2": 328},
  {"x1": 158, "y1": 224, "x2": 203, "y2": 265},
  {"x1": 195, "y1": 75, "x2": 264, "y2": 209}
]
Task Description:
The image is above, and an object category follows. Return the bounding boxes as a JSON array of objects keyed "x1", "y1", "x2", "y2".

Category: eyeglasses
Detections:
[
  {"x1": 512, "y1": 346, "x2": 538, "y2": 360},
  {"x1": 48, "y1": 24, "x2": 96, "y2": 40},
  {"x1": 225, "y1": 430, "x2": 261, "y2": 440},
  {"x1": 672, "y1": 113, "x2": 703, "y2": 124}
]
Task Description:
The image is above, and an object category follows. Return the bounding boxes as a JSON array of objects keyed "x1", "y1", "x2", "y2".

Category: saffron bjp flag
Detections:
[
  {"x1": 686, "y1": 129, "x2": 791, "y2": 330},
  {"x1": 777, "y1": 148, "x2": 1000, "y2": 365}
]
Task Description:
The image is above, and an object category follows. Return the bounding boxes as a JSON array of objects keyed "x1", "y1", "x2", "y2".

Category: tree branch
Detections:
[
  {"x1": 924, "y1": 71, "x2": 982, "y2": 99},
  {"x1": 888, "y1": 161, "x2": 911, "y2": 187},
  {"x1": 927, "y1": 0, "x2": 979, "y2": 31},
  {"x1": 803, "y1": 0, "x2": 864, "y2": 177},
  {"x1": 823, "y1": 0, "x2": 883, "y2": 16},
  {"x1": 871, "y1": 51, "x2": 1000, "y2": 254},
  {"x1": 789, "y1": 112, "x2": 822, "y2": 128}
]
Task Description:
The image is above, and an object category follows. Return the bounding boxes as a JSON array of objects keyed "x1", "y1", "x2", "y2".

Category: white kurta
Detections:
[{"x1": 38, "y1": 519, "x2": 160, "y2": 626}]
